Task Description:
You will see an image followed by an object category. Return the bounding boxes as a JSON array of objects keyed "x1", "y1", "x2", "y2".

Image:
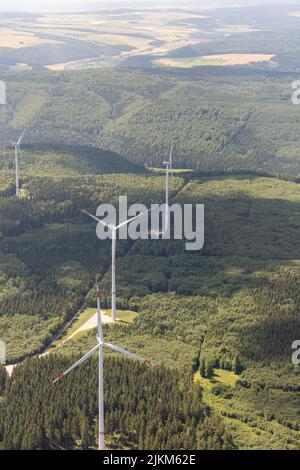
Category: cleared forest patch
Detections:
[{"x1": 156, "y1": 53, "x2": 274, "y2": 68}]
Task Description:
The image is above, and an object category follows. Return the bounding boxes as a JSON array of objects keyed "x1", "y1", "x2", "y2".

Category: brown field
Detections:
[
  {"x1": 0, "y1": 11, "x2": 275, "y2": 71},
  {"x1": 0, "y1": 28, "x2": 61, "y2": 48},
  {"x1": 9, "y1": 63, "x2": 32, "y2": 72},
  {"x1": 155, "y1": 53, "x2": 275, "y2": 69},
  {"x1": 47, "y1": 62, "x2": 77, "y2": 71},
  {"x1": 88, "y1": 33, "x2": 151, "y2": 49}
]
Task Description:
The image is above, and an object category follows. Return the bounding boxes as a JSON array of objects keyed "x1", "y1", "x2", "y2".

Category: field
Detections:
[
  {"x1": 197, "y1": 53, "x2": 274, "y2": 65},
  {"x1": 0, "y1": 28, "x2": 61, "y2": 49},
  {"x1": 0, "y1": 10, "x2": 207, "y2": 71},
  {"x1": 155, "y1": 54, "x2": 274, "y2": 68},
  {"x1": 0, "y1": 5, "x2": 299, "y2": 71}
]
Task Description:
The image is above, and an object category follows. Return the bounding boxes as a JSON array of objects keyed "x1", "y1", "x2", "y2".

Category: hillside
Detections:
[
  {"x1": 0, "y1": 144, "x2": 144, "y2": 179},
  {"x1": 1, "y1": 68, "x2": 300, "y2": 176},
  {"x1": 0, "y1": 165, "x2": 299, "y2": 449}
]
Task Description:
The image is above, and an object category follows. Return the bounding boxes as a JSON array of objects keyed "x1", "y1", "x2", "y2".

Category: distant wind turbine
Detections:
[
  {"x1": 12, "y1": 130, "x2": 26, "y2": 198},
  {"x1": 81, "y1": 208, "x2": 149, "y2": 322},
  {"x1": 52, "y1": 277, "x2": 148, "y2": 450},
  {"x1": 163, "y1": 143, "x2": 174, "y2": 232}
]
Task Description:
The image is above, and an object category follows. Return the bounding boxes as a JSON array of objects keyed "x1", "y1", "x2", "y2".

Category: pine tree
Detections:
[
  {"x1": 80, "y1": 417, "x2": 91, "y2": 450},
  {"x1": 232, "y1": 356, "x2": 243, "y2": 374},
  {"x1": 0, "y1": 366, "x2": 7, "y2": 395}
]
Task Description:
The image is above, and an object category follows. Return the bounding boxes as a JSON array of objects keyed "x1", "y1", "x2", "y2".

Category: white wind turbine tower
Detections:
[
  {"x1": 163, "y1": 143, "x2": 174, "y2": 232},
  {"x1": 13, "y1": 130, "x2": 26, "y2": 198},
  {"x1": 52, "y1": 277, "x2": 148, "y2": 450},
  {"x1": 81, "y1": 208, "x2": 149, "y2": 322}
]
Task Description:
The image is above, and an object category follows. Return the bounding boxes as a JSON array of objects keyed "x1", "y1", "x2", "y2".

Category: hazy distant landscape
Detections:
[{"x1": 1, "y1": 4, "x2": 300, "y2": 71}]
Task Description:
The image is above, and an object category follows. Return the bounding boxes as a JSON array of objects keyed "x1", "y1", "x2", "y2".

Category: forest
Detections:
[
  {"x1": 0, "y1": 61, "x2": 299, "y2": 450},
  {"x1": 0, "y1": 152, "x2": 299, "y2": 449},
  {"x1": 0, "y1": 357, "x2": 234, "y2": 450},
  {"x1": 0, "y1": 67, "x2": 300, "y2": 176}
]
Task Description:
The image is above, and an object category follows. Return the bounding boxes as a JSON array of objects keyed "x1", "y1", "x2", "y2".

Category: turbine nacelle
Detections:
[
  {"x1": 80, "y1": 208, "x2": 150, "y2": 232},
  {"x1": 51, "y1": 342, "x2": 151, "y2": 386},
  {"x1": 163, "y1": 144, "x2": 174, "y2": 174},
  {"x1": 81, "y1": 207, "x2": 151, "y2": 323},
  {"x1": 12, "y1": 130, "x2": 26, "y2": 148}
]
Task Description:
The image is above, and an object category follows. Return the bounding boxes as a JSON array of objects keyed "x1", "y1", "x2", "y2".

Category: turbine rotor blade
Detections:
[
  {"x1": 96, "y1": 276, "x2": 104, "y2": 342},
  {"x1": 170, "y1": 144, "x2": 174, "y2": 163},
  {"x1": 104, "y1": 342, "x2": 147, "y2": 362},
  {"x1": 80, "y1": 209, "x2": 112, "y2": 230},
  {"x1": 51, "y1": 343, "x2": 100, "y2": 385},
  {"x1": 116, "y1": 209, "x2": 151, "y2": 230},
  {"x1": 17, "y1": 130, "x2": 26, "y2": 146}
]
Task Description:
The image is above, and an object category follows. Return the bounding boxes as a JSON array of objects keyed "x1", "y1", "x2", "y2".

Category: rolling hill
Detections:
[
  {"x1": 0, "y1": 144, "x2": 144, "y2": 179},
  {"x1": 0, "y1": 67, "x2": 300, "y2": 177}
]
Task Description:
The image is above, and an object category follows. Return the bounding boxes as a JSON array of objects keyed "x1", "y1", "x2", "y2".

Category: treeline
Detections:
[{"x1": 0, "y1": 356, "x2": 234, "y2": 450}]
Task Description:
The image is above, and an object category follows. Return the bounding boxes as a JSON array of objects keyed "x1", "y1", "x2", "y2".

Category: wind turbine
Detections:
[
  {"x1": 81, "y1": 208, "x2": 149, "y2": 322},
  {"x1": 13, "y1": 130, "x2": 26, "y2": 198},
  {"x1": 52, "y1": 277, "x2": 148, "y2": 450},
  {"x1": 162, "y1": 144, "x2": 174, "y2": 232}
]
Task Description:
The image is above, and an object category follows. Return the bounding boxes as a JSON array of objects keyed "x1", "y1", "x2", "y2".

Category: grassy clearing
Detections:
[
  {"x1": 148, "y1": 167, "x2": 195, "y2": 174},
  {"x1": 195, "y1": 369, "x2": 239, "y2": 391},
  {"x1": 11, "y1": 92, "x2": 48, "y2": 129},
  {"x1": 51, "y1": 308, "x2": 137, "y2": 349},
  {"x1": 155, "y1": 57, "x2": 225, "y2": 68},
  {"x1": 155, "y1": 54, "x2": 274, "y2": 68},
  {"x1": 114, "y1": 310, "x2": 138, "y2": 324},
  {"x1": 194, "y1": 369, "x2": 300, "y2": 449},
  {"x1": 54, "y1": 307, "x2": 96, "y2": 346},
  {"x1": 201, "y1": 54, "x2": 274, "y2": 65}
]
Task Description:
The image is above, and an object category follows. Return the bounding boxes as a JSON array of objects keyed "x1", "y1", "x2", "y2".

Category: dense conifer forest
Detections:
[{"x1": 0, "y1": 357, "x2": 235, "y2": 450}]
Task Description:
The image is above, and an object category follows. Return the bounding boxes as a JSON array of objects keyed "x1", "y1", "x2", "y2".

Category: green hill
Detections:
[
  {"x1": 0, "y1": 144, "x2": 143, "y2": 179},
  {"x1": 1, "y1": 68, "x2": 300, "y2": 176}
]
